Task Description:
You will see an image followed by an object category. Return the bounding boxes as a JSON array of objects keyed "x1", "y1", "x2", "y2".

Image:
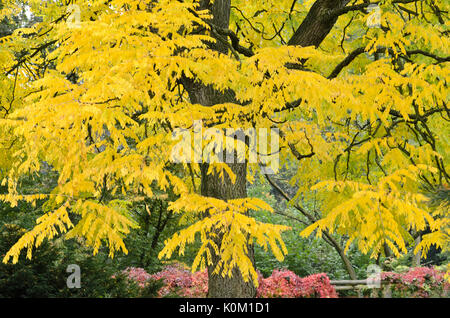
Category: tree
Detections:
[{"x1": 0, "y1": 0, "x2": 448, "y2": 297}]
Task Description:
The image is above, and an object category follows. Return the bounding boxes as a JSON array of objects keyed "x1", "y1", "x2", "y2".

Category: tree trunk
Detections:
[
  {"x1": 412, "y1": 235, "x2": 421, "y2": 267},
  {"x1": 183, "y1": 0, "x2": 353, "y2": 297},
  {"x1": 288, "y1": 0, "x2": 351, "y2": 47},
  {"x1": 200, "y1": 162, "x2": 256, "y2": 298},
  {"x1": 184, "y1": 0, "x2": 256, "y2": 298},
  {"x1": 323, "y1": 232, "x2": 357, "y2": 280}
]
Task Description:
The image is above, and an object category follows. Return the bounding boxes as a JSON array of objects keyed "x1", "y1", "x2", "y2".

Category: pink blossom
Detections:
[
  {"x1": 381, "y1": 267, "x2": 449, "y2": 298},
  {"x1": 256, "y1": 269, "x2": 337, "y2": 298}
]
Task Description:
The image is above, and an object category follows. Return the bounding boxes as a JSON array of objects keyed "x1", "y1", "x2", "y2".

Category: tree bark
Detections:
[
  {"x1": 412, "y1": 235, "x2": 421, "y2": 267},
  {"x1": 323, "y1": 232, "x2": 357, "y2": 280},
  {"x1": 288, "y1": 0, "x2": 351, "y2": 47},
  {"x1": 200, "y1": 162, "x2": 256, "y2": 298},
  {"x1": 183, "y1": 0, "x2": 354, "y2": 297},
  {"x1": 184, "y1": 0, "x2": 256, "y2": 298}
]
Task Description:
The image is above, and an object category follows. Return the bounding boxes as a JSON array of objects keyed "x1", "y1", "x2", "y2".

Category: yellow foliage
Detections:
[{"x1": 0, "y1": 0, "x2": 448, "y2": 283}]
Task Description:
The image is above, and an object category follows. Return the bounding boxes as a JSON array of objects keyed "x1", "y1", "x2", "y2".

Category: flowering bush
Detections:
[
  {"x1": 112, "y1": 265, "x2": 449, "y2": 298},
  {"x1": 119, "y1": 264, "x2": 338, "y2": 298},
  {"x1": 381, "y1": 267, "x2": 449, "y2": 298},
  {"x1": 257, "y1": 269, "x2": 302, "y2": 298},
  {"x1": 121, "y1": 267, "x2": 151, "y2": 288},
  {"x1": 257, "y1": 269, "x2": 337, "y2": 298},
  {"x1": 298, "y1": 273, "x2": 338, "y2": 298},
  {"x1": 150, "y1": 263, "x2": 208, "y2": 298},
  {"x1": 186, "y1": 270, "x2": 209, "y2": 297},
  {"x1": 113, "y1": 267, "x2": 164, "y2": 298},
  {"x1": 150, "y1": 263, "x2": 192, "y2": 297}
]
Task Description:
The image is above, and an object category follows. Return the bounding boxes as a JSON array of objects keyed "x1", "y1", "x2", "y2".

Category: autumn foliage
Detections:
[{"x1": 0, "y1": 0, "x2": 448, "y2": 293}]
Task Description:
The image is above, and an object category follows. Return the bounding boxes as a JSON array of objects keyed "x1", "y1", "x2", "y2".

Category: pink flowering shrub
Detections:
[
  {"x1": 298, "y1": 273, "x2": 338, "y2": 298},
  {"x1": 111, "y1": 267, "x2": 164, "y2": 298},
  {"x1": 381, "y1": 267, "x2": 449, "y2": 298},
  {"x1": 150, "y1": 263, "x2": 193, "y2": 297},
  {"x1": 257, "y1": 269, "x2": 337, "y2": 298},
  {"x1": 150, "y1": 265, "x2": 337, "y2": 298},
  {"x1": 186, "y1": 270, "x2": 209, "y2": 297},
  {"x1": 257, "y1": 269, "x2": 302, "y2": 298},
  {"x1": 119, "y1": 264, "x2": 338, "y2": 298},
  {"x1": 121, "y1": 267, "x2": 151, "y2": 288},
  {"x1": 112, "y1": 264, "x2": 449, "y2": 298},
  {"x1": 150, "y1": 263, "x2": 208, "y2": 298}
]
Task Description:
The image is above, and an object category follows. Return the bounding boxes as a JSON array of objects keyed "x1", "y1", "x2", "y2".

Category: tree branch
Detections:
[
  {"x1": 330, "y1": 0, "x2": 423, "y2": 18},
  {"x1": 211, "y1": 24, "x2": 255, "y2": 57}
]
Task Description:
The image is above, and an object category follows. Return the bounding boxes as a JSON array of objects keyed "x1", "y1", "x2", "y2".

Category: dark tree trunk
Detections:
[
  {"x1": 200, "y1": 162, "x2": 256, "y2": 298},
  {"x1": 184, "y1": 0, "x2": 256, "y2": 298},
  {"x1": 288, "y1": 0, "x2": 351, "y2": 47},
  {"x1": 183, "y1": 0, "x2": 353, "y2": 297}
]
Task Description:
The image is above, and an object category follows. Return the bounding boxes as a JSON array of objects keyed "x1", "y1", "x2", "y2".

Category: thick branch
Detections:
[
  {"x1": 288, "y1": 0, "x2": 352, "y2": 47},
  {"x1": 328, "y1": 46, "x2": 450, "y2": 79},
  {"x1": 331, "y1": 0, "x2": 422, "y2": 18},
  {"x1": 211, "y1": 24, "x2": 255, "y2": 57}
]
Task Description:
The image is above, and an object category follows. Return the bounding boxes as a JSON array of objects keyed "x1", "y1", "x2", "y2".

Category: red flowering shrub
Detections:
[
  {"x1": 113, "y1": 265, "x2": 449, "y2": 298},
  {"x1": 381, "y1": 267, "x2": 449, "y2": 298},
  {"x1": 298, "y1": 273, "x2": 338, "y2": 298},
  {"x1": 121, "y1": 267, "x2": 151, "y2": 288},
  {"x1": 120, "y1": 264, "x2": 338, "y2": 298},
  {"x1": 111, "y1": 267, "x2": 165, "y2": 297},
  {"x1": 117, "y1": 264, "x2": 207, "y2": 297},
  {"x1": 257, "y1": 269, "x2": 337, "y2": 298},
  {"x1": 150, "y1": 263, "x2": 195, "y2": 297},
  {"x1": 184, "y1": 270, "x2": 209, "y2": 297},
  {"x1": 257, "y1": 269, "x2": 302, "y2": 298}
]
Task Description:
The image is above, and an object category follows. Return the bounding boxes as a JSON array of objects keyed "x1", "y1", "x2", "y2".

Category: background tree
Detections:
[{"x1": 0, "y1": 0, "x2": 448, "y2": 298}]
